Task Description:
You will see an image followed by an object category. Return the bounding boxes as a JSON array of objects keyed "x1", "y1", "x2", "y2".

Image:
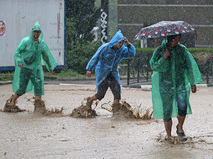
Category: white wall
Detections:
[{"x1": 0, "y1": 0, "x2": 64, "y2": 68}]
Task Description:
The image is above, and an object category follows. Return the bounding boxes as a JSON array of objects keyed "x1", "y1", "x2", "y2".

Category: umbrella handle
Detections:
[{"x1": 154, "y1": 38, "x2": 157, "y2": 48}]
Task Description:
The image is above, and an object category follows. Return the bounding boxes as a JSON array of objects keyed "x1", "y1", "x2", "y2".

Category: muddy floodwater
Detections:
[{"x1": 0, "y1": 84, "x2": 212, "y2": 159}]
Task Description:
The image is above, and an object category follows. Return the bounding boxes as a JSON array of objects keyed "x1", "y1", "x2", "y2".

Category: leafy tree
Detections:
[
  {"x1": 65, "y1": 18, "x2": 76, "y2": 50},
  {"x1": 65, "y1": 0, "x2": 101, "y2": 73},
  {"x1": 65, "y1": 0, "x2": 100, "y2": 44},
  {"x1": 67, "y1": 41, "x2": 101, "y2": 74}
]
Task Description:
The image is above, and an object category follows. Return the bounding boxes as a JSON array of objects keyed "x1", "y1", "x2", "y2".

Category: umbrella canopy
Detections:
[{"x1": 134, "y1": 21, "x2": 195, "y2": 40}]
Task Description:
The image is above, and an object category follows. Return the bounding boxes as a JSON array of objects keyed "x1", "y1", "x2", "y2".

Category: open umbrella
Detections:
[{"x1": 134, "y1": 21, "x2": 195, "y2": 40}]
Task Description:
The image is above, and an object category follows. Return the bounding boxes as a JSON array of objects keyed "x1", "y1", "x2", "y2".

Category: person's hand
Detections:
[
  {"x1": 123, "y1": 36, "x2": 130, "y2": 46},
  {"x1": 18, "y1": 64, "x2": 24, "y2": 68},
  {"x1": 164, "y1": 49, "x2": 170, "y2": 59},
  {"x1": 86, "y1": 70, "x2": 92, "y2": 78},
  {"x1": 191, "y1": 85, "x2": 197, "y2": 93}
]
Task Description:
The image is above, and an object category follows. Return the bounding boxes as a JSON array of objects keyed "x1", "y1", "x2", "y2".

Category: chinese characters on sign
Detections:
[{"x1": 100, "y1": 0, "x2": 108, "y2": 44}]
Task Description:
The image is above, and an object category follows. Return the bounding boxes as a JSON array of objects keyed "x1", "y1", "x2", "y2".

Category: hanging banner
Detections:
[
  {"x1": 100, "y1": 0, "x2": 108, "y2": 44},
  {"x1": 0, "y1": 20, "x2": 6, "y2": 36}
]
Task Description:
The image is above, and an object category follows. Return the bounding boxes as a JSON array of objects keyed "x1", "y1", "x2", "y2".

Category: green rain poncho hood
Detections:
[
  {"x1": 12, "y1": 21, "x2": 57, "y2": 95},
  {"x1": 150, "y1": 40, "x2": 202, "y2": 119},
  {"x1": 30, "y1": 21, "x2": 43, "y2": 41}
]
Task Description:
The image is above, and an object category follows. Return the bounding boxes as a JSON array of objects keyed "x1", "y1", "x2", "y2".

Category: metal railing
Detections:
[{"x1": 127, "y1": 51, "x2": 213, "y2": 86}]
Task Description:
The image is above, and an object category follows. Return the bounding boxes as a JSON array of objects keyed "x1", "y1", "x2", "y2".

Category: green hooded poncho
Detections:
[
  {"x1": 150, "y1": 40, "x2": 202, "y2": 119},
  {"x1": 12, "y1": 21, "x2": 57, "y2": 96}
]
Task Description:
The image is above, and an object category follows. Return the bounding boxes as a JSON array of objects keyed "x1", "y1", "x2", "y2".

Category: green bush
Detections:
[
  {"x1": 188, "y1": 48, "x2": 213, "y2": 54},
  {"x1": 66, "y1": 45, "x2": 213, "y2": 76},
  {"x1": 0, "y1": 72, "x2": 14, "y2": 81},
  {"x1": 67, "y1": 41, "x2": 101, "y2": 74},
  {"x1": 136, "y1": 47, "x2": 213, "y2": 54},
  {"x1": 56, "y1": 69, "x2": 84, "y2": 77},
  {"x1": 135, "y1": 47, "x2": 213, "y2": 57}
]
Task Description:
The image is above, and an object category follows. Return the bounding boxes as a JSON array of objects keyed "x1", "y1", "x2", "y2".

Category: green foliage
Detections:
[
  {"x1": 135, "y1": 47, "x2": 213, "y2": 55},
  {"x1": 65, "y1": 0, "x2": 101, "y2": 74},
  {"x1": 56, "y1": 69, "x2": 84, "y2": 77},
  {"x1": 132, "y1": 47, "x2": 213, "y2": 68},
  {"x1": 0, "y1": 72, "x2": 14, "y2": 81},
  {"x1": 132, "y1": 40, "x2": 140, "y2": 48},
  {"x1": 65, "y1": 0, "x2": 100, "y2": 44},
  {"x1": 67, "y1": 41, "x2": 101, "y2": 74},
  {"x1": 136, "y1": 47, "x2": 156, "y2": 53},
  {"x1": 188, "y1": 48, "x2": 213, "y2": 54},
  {"x1": 193, "y1": 52, "x2": 212, "y2": 65},
  {"x1": 66, "y1": 18, "x2": 77, "y2": 50}
]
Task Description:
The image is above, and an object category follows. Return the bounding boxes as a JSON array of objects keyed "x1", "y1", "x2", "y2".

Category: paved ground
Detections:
[{"x1": 0, "y1": 84, "x2": 212, "y2": 159}]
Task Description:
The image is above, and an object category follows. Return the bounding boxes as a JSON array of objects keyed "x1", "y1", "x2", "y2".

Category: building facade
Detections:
[{"x1": 118, "y1": 0, "x2": 213, "y2": 48}]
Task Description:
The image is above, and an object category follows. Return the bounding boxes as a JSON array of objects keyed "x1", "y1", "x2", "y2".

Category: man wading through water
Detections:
[
  {"x1": 4, "y1": 21, "x2": 57, "y2": 112},
  {"x1": 86, "y1": 30, "x2": 136, "y2": 114},
  {"x1": 150, "y1": 34, "x2": 202, "y2": 141}
]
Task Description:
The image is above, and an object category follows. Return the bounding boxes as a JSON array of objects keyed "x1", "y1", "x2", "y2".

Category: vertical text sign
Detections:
[{"x1": 100, "y1": 0, "x2": 108, "y2": 44}]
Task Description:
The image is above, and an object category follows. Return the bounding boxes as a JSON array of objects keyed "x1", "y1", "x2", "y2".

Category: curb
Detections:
[
  {"x1": 0, "y1": 81, "x2": 12, "y2": 85},
  {"x1": 140, "y1": 83, "x2": 209, "y2": 88},
  {"x1": 0, "y1": 80, "x2": 211, "y2": 88},
  {"x1": 45, "y1": 76, "x2": 127, "y2": 81},
  {"x1": 139, "y1": 84, "x2": 209, "y2": 89}
]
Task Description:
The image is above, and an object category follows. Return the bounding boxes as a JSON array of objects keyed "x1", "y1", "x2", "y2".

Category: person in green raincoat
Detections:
[
  {"x1": 7, "y1": 21, "x2": 57, "y2": 108},
  {"x1": 150, "y1": 34, "x2": 202, "y2": 141}
]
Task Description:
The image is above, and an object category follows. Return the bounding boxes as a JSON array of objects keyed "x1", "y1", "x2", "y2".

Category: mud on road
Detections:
[{"x1": 0, "y1": 84, "x2": 212, "y2": 159}]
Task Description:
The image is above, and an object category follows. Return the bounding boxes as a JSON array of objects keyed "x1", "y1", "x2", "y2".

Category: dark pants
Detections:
[
  {"x1": 95, "y1": 73, "x2": 121, "y2": 101},
  {"x1": 16, "y1": 68, "x2": 42, "y2": 96},
  {"x1": 163, "y1": 95, "x2": 187, "y2": 121}
]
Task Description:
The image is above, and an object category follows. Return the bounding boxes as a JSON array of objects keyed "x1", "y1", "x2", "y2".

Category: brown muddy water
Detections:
[{"x1": 0, "y1": 84, "x2": 212, "y2": 159}]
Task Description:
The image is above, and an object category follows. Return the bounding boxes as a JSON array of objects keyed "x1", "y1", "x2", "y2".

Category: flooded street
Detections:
[{"x1": 0, "y1": 84, "x2": 212, "y2": 159}]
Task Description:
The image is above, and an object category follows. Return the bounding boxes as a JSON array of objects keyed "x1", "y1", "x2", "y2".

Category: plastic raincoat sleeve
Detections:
[
  {"x1": 14, "y1": 39, "x2": 26, "y2": 66},
  {"x1": 120, "y1": 43, "x2": 136, "y2": 59},
  {"x1": 184, "y1": 48, "x2": 203, "y2": 86},
  {"x1": 42, "y1": 42, "x2": 58, "y2": 72},
  {"x1": 150, "y1": 47, "x2": 168, "y2": 72},
  {"x1": 86, "y1": 45, "x2": 105, "y2": 71}
]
